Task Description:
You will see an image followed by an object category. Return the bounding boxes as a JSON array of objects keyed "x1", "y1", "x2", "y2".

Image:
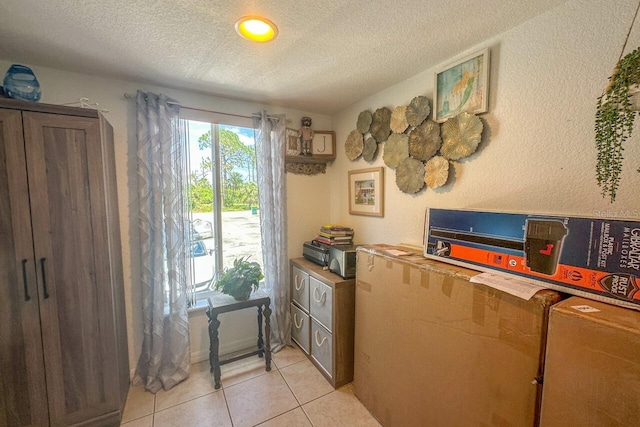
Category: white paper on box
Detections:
[
  {"x1": 470, "y1": 272, "x2": 548, "y2": 300},
  {"x1": 570, "y1": 305, "x2": 601, "y2": 313}
]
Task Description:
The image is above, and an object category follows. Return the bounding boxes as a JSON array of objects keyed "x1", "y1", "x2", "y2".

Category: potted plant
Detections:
[
  {"x1": 214, "y1": 256, "x2": 264, "y2": 301},
  {"x1": 595, "y1": 46, "x2": 640, "y2": 202}
]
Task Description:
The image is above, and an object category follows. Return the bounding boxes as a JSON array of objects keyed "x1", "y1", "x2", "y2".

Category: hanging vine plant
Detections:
[{"x1": 595, "y1": 46, "x2": 640, "y2": 202}]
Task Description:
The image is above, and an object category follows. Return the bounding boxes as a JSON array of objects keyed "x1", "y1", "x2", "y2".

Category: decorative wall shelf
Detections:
[{"x1": 285, "y1": 155, "x2": 334, "y2": 175}]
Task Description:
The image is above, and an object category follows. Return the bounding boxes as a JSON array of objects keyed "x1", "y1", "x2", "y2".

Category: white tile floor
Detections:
[{"x1": 120, "y1": 345, "x2": 381, "y2": 427}]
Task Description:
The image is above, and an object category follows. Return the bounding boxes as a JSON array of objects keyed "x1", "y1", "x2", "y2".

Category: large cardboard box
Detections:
[
  {"x1": 354, "y1": 245, "x2": 562, "y2": 427},
  {"x1": 540, "y1": 297, "x2": 640, "y2": 427},
  {"x1": 423, "y1": 208, "x2": 640, "y2": 309}
]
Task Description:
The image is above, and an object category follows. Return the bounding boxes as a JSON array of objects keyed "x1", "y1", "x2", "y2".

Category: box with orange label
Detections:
[{"x1": 423, "y1": 208, "x2": 640, "y2": 309}]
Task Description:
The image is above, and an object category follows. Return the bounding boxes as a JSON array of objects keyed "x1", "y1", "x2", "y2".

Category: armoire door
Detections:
[
  {"x1": 22, "y1": 112, "x2": 119, "y2": 426},
  {"x1": 0, "y1": 108, "x2": 49, "y2": 427}
]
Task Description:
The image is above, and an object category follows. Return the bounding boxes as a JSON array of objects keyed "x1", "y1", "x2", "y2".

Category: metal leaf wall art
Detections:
[
  {"x1": 424, "y1": 156, "x2": 450, "y2": 188},
  {"x1": 357, "y1": 110, "x2": 373, "y2": 134},
  {"x1": 408, "y1": 120, "x2": 441, "y2": 161},
  {"x1": 405, "y1": 96, "x2": 431, "y2": 127},
  {"x1": 383, "y1": 133, "x2": 409, "y2": 169},
  {"x1": 440, "y1": 112, "x2": 483, "y2": 160},
  {"x1": 345, "y1": 130, "x2": 364, "y2": 161},
  {"x1": 396, "y1": 157, "x2": 425, "y2": 194},
  {"x1": 370, "y1": 107, "x2": 392, "y2": 142},
  {"x1": 390, "y1": 106, "x2": 409, "y2": 133},
  {"x1": 362, "y1": 136, "x2": 378, "y2": 162},
  {"x1": 346, "y1": 95, "x2": 485, "y2": 198}
]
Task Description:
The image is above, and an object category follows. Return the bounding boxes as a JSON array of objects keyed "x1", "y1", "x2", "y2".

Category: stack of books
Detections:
[{"x1": 314, "y1": 224, "x2": 354, "y2": 246}]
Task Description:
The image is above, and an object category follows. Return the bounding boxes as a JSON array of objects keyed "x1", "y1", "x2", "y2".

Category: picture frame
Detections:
[
  {"x1": 285, "y1": 128, "x2": 301, "y2": 156},
  {"x1": 433, "y1": 48, "x2": 490, "y2": 123},
  {"x1": 311, "y1": 130, "x2": 336, "y2": 158},
  {"x1": 348, "y1": 167, "x2": 384, "y2": 217}
]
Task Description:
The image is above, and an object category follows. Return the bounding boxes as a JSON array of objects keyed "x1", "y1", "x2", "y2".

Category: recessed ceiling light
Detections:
[{"x1": 235, "y1": 16, "x2": 278, "y2": 43}]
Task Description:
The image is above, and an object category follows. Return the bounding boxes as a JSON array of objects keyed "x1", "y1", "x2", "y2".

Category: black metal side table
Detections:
[{"x1": 206, "y1": 290, "x2": 272, "y2": 389}]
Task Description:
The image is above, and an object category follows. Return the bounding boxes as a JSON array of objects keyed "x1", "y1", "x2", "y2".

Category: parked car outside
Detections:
[
  {"x1": 191, "y1": 240, "x2": 215, "y2": 292},
  {"x1": 192, "y1": 218, "x2": 213, "y2": 240}
]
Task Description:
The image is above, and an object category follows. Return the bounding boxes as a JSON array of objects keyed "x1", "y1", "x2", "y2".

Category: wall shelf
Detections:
[{"x1": 285, "y1": 155, "x2": 334, "y2": 175}]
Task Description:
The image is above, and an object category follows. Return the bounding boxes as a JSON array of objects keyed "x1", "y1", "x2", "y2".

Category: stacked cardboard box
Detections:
[
  {"x1": 354, "y1": 245, "x2": 562, "y2": 427},
  {"x1": 540, "y1": 297, "x2": 640, "y2": 427}
]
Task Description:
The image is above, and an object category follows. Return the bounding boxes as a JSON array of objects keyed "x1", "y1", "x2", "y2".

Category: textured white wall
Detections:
[
  {"x1": 0, "y1": 59, "x2": 331, "y2": 370},
  {"x1": 329, "y1": 0, "x2": 640, "y2": 247},
  {"x1": 5, "y1": 0, "x2": 640, "y2": 375}
]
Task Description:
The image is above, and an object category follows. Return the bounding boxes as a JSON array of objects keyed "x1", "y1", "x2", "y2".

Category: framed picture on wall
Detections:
[
  {"x1": 434, "y1": 48, "x2": 490, "y2": 123},
  {"x1": 348, "y1": 167, "x2": 384, "y2": 217},
  {"x1": 285, "y1": 128, "x2": 301, "y2": 155},
  {"x1": 311, "y1": 131, "x2": 336, "y2": 158}
]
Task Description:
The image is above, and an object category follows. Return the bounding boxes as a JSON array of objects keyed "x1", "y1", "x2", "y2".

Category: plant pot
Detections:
[{"x1": 234, "y1": 289, "x2": 253, "y2": 301}]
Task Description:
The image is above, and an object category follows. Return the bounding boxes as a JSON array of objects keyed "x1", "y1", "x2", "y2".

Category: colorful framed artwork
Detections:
[
  {"x1": 311, "y1": 130, "x2": 336, "y2": 158},
  {"x1": 434, "y1": 48, "x2": 490, "y2": 123},
  {"x1": 285, "y1": 128, "x2": 301, "y2": 156},
  {"x1": 348, "y1": 167, "x2": 384, "y2": 217}
]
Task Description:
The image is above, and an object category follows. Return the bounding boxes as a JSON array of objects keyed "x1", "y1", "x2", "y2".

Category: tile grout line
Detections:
[
  {"x1": 221, "y1": 387, "x2": 235, "y2": 427},
  {"x1": 248, "y1": 370, "x2": 301, "y2": 427},
  {"x1": 276, "y1": 369, "x2": 318, "y2": 427},
  {"x1": 152, "y1": 390, "x2": 156, "y2": 427},
  {"x1": 300, "y1": 404, "x2": 317, "y2": 427},
  {"x1": 153, "y1": 358, "x2": 274, "y2": 415},
  {"x1": 278, "y1": 364, "x2": 303, "y2": 407},
  {"x1": 123, "y1": 352, "x2": 312, "y2": 426}
]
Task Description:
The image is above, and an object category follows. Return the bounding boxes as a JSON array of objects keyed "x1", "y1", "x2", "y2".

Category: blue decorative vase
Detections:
[{"x1": 3, "y1": 64, "x2": 41, "y2": 102}]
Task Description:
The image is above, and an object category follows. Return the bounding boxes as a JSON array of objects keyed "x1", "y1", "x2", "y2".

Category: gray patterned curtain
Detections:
[
  {"x1": 253, "y1": 111, "x2": 291, "y2": 351},
  {"x1": 134, "y1": 90, "x2": 190, "y2": 392}
]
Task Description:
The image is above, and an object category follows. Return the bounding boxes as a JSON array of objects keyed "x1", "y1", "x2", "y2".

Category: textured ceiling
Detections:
[{"x1": 0, "y1": 0, "x2": 568, "y2": 114}]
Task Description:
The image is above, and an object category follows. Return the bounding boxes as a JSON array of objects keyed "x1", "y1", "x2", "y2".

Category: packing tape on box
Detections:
[
  {"x1": 498, "y1": 316, "x2": 538, "y2": 356},
  {"x1": 487, "y1": 289, "x2": 502, "y2": 312},
  {"x1": 479, "y1": 413, "x2": 514, "y2": 427},
  {"x1": 421, "y1": 271, "x2": 429, "y2": 288},
  {"x1": 356, "y1": 279, "x2": 372, "y2": 292},
  {"x1": 403, "y1": 265, "x2": 411, "y2": 285},
  {"x1": 441, "y1": 275, "x2": 454, "y2": 297},
  {"x1": 472, "y1": 287, "x2": 486, "y2": 326}
]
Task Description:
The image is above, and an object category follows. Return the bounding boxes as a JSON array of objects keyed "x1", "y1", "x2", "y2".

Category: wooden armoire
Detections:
[{"x1": 0, "y1": 99, "x2": 129, "y2": 426}]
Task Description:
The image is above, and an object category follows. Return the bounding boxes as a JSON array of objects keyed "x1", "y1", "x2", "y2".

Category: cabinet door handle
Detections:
[
  {"x1": 313, "y1": 287, "x2": 326, "y2": 303},
  {"x1": 294, "y1": 275, "x2": 304, "y2": 291},
  {"x1": 294, "y1": 313, "x2": 304, "y2": 329},
  {"x1": 21, "y1": 259, "x2": 31, "y2": 301},
  {"x1": 314, "y1": 330, "x2": 328, "y2": 347},
  {"x1": 40, "y1": 258, "x2": 49, "y2": 299}
]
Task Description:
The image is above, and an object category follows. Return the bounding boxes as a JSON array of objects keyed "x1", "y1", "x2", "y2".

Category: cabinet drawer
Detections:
[
  {"x1": 291, "y1": 266, "x2": 310, "y2": 311},
  {"x1": 311, "y1": 320, "x2": 333, "y2": 378},
  {"x1": 291, "y1": 303, "x2": 310, "y2": 354},
  {"x1": 310, "y1": 277, "x2": 333, "y2": 331}
]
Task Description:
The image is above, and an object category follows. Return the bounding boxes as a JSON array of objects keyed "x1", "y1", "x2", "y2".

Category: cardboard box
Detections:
[
  {"x1": 423, "y1": 208, "x2": 640, "y2": 309},
  {"x1": 540, "y1": 297, "x2": 640, "y2": 427},
  {"x1": 354, "y1": 245, "x2": 562, "y2": 427}
]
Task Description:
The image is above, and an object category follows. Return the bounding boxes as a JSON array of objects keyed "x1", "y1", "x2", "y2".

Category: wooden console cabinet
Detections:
[
  {"x1": 290, "y1": 258, "x2": 355, "y2": 388},
  {"x1": 0, "y1": 99, "x2": 129, "y2": 426}
]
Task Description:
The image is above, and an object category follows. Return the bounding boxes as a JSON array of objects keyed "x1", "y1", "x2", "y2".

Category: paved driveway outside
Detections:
[{"x1": 192, "y1": 210, "x2": 263, "y2": 271}]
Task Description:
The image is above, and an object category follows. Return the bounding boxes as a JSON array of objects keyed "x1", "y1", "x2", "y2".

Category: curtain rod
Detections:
[{"x1": 123, "y1": 93, "x2": 283, "y2": 121}]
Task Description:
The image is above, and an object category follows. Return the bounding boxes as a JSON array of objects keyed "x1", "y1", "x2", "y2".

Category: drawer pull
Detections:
[
  {"x1": 294, "y1": 313, "x2": 304, "y2": 329},
  {"x1": 294, "y1": 275, "x2": 304, "y2": 291},
  {"x1": 313, "y1": 287, "x2": 326, "y2": 303},
  {"x1": 315, "y1": 330, "x2": 328, "y2": 347}
]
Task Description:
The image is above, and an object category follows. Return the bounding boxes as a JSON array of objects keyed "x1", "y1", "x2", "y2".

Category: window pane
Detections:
[
  {"x1": 219, "y1": 125, "x2": 262, "y2": 272},
  {"x1": 185, "y1": 120, "x2": 262, "y2": 301}
]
